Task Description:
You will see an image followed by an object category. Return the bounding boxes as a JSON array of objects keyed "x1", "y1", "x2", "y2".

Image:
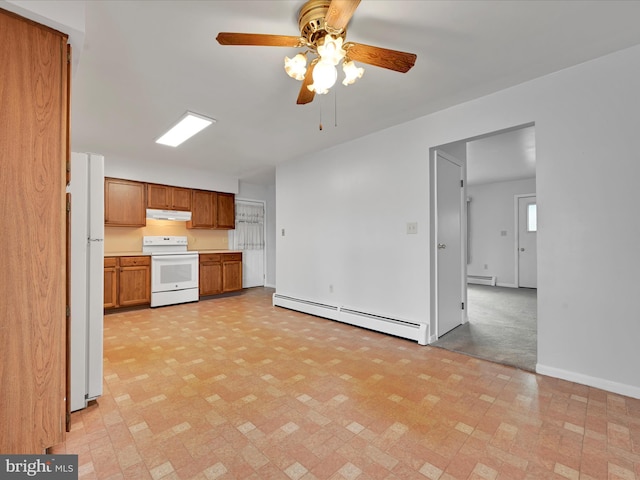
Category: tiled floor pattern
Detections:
[{"x1": 52, "y1": 288, "x2": 640, "y2": 479}]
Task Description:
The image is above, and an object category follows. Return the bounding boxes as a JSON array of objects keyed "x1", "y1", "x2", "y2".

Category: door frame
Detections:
[
  {"x1": 430, "y1": 149, "x2": 468, "y2": 341},
  {"x1": 514, "y1": 193, "x2": 537, "y2": 288}
]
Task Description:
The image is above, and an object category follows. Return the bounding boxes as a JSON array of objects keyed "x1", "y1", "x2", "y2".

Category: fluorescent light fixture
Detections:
[{"x1": 156, "y1": 111, "x2": 215, "y2": 147}]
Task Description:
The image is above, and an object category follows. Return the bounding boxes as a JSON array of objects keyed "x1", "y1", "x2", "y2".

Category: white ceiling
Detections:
[
  {"x1": 466, "y1": 125, "x2": 536, "y2": 186},
  {"x1": 70, "y1": 1, "x2": 640, "y2": 185}
]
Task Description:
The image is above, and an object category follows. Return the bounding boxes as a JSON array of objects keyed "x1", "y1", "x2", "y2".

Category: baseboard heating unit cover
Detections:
[
  {"x1": 272, "y1": 294, "x2": 428, "y2": 345},
  {"x1": 467, "y1": 275, "x2": 496, "y2": 286}
]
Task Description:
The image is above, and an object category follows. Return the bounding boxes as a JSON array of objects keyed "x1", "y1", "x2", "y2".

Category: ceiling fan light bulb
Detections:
[
  {"x1": 284, "y1": 53, "x2": 307, "y2": 81},
  {"x1": 311, "y1": 59, "x2": 337, "y2": 94},
  {"x1": 317, "y1": 35, "x2": 346, "y2": 66},
  {"x1": 342, "y1": 60, "x2": 364, "y2": 86}
]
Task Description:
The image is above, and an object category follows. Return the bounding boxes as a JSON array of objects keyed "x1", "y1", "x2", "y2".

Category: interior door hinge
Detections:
[
  {"x1": 66, "y1": 305, "x2": 70, "y2": 317},
  {"x1": 461, "y1": 302, "x2": 465, "y2": 310},
  {"x1": 460, "y1": 179, "x2": 464, "y2": 187}
]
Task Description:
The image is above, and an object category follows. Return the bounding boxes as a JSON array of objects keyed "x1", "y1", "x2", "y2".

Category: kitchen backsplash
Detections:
[{"x1": 105, "y1": 219, "x2": 229, "y2": 253}]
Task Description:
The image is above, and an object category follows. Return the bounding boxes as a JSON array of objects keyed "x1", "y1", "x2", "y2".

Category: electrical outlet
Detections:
[
  {"x1": 484, "y1": 264, "x2": 488, "y2": 270},
  {"x1": 406, "y1": 222, "x2": 418, "y2": 234},
  {"x1": 281, "y1": 228, "x2": 285, "y2": 236},
  {"x1": 500, "y1": 230, "x2": 507, "y2": 236},
  {"x1": 329, "y1": 284, "x2": 333, "y2": 293}
]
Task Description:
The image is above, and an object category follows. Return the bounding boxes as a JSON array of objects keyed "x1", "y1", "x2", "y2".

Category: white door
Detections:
[
  {"x1": 234, "y1": 200, "x2": 265, "y2": 288},
  {"x1": 517, "y1": 195, "x2": 537, "y2": 288},
  {"x1": 435, "y1": 150, "x2": 465, "y2": 337}
]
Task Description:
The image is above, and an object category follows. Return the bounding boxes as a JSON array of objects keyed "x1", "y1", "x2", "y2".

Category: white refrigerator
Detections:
[{"x1": 68, "y1": 152, "x2": 104, "y2": 411}]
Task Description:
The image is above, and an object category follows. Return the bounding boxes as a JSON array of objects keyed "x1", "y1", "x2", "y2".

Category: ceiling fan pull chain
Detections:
[
  {"x1": 334, "y1": 88, "x2": 338, "y2": 127},
  {"x1": 319, "y1": 102, "x2": 323, "y2": 131}
]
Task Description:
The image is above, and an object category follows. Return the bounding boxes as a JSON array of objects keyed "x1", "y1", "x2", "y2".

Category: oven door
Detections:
[{"x1": 151, "y1": 254, "x2": 198, "y2": 293}]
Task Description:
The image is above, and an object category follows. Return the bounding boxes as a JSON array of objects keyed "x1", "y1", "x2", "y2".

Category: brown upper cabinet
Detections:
[
  {"x1": 188, "y1": 190, "x2": 235, "y2": 230},
  {"x1": 217, "y1": 192, "x2": 236, "y2": 229},
  {"x1": 147, "y1": 183, "x2": 191, "y2": 211},
  {"x1": 105, "y1": 178, "x2": 146, "y2": 227}
]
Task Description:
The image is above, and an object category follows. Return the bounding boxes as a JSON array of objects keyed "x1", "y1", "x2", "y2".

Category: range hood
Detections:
[{"x1": 146, "y1": 208, "x2": 192, "y2": 221}]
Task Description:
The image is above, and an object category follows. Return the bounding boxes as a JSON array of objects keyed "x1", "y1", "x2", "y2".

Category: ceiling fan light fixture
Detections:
[
  {"x1": 284, "y1": 53, "x2": 307, "y2": 81},
  {"x1": 317, "y1": 35, "x2": 346, "y2": 66},
  {"x1": 342, "y1": 60, "x2": 364, "y2": 86},
  {"x1": 309, "y1": 58, "x2": 337, "y2": 94}
]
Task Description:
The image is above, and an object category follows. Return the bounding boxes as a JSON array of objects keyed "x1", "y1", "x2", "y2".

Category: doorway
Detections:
[{"x1": 431, "y1": 124, "x2": 538, "y2": 370}]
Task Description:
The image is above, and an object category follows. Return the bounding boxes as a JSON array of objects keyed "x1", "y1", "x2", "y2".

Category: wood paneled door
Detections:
[{"x1": 0, "y1": 9, "x2": 69, "y2": 453}]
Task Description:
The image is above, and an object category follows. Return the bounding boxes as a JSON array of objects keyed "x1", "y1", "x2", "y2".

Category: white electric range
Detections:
[{"x1": 142, "y1": 236, "x2": 199, "y2": 307}]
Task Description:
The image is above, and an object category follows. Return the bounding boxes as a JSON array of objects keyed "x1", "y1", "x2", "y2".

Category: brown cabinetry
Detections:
[
  {"x1": 1, "y1": 9, "x2": 69, "y2": 453},
  {"x1": 105, "y1": 178, "x2": 146, "y2": 226},
  {"x1": 199, "y1": 252, "x2": 242, "y2": 296},
  {"x1": 188, "y1": 190, "x2": 235, "y2": 229},
  {"x1": 104, "y1": 256, "x2": 151, "y2": 309},
  {"x1": 217, "y1": 192, "x2": 236, "y2": 229},
  {"x1": 147, "y1": 183, "x2": 191, "y2": 211}
]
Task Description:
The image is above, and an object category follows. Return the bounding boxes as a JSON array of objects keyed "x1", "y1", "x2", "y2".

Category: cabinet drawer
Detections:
[
  {"x1": 222, "y1": 253, "x2": 242, "y2": 262},
  {"x1": 119, "y1": 256, "x2": 150, "y2": 267},
  {"x1": 104, "y1": 257, "x2": 117, "y2": 268},
  {"x1": 199, "y1": 253, "x2": 221, "y2": 263}
]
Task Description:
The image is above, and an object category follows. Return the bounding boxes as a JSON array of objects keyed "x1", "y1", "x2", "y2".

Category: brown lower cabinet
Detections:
[
  {"x1": 104, "y1": 256, "x2": 151, "y2": 309},
  {"x1": 199, "y1": 252, "x2": 243, "y2": 296}
]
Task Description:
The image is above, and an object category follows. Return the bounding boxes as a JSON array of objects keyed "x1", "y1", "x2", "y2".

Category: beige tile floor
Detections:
[{"x1": 51, "y1": 288, "x2": 640, "y2": 479}]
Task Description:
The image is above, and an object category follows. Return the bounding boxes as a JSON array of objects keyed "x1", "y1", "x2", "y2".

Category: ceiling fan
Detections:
[{"x1": 216, "y1": 0, "x2": 417, "y2": 105}]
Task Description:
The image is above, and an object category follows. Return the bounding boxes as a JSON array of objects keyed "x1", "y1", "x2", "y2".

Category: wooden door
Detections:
[
  {"x1": 217, "y1": 193, "x2": 236, "y2": 229},
  {"x1": 105, "y1": 178, "x2": 146, "y2": 226},
  {"x1": 147, "y1": 183, "x2": 171, "y2": 209},
  {"x1": 103, "y1": 258, "x2": 118, "y2": 308},
  {"x1": 199, "y1": 254, "x2": 223, "y2": 295},
  {"x1": 171, "y1": 187, "x2": 192, "y2": 211},
  {"x1": 222, "y1": 254, "x2": 243, "y2": 292},
  {"x1": 0, "y1": 9, "x2": 68, "y2": 453},
  {"x1": 188, "y1": 190, "x2": 215, "y2": 228},
  {"x1": 118, "y1": 257, "x2": 151, "y2": 306}
]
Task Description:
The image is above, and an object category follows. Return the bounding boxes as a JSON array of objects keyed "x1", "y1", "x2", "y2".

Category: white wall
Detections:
[
  {"x1": 276, "y1": 44, "x2": 640, "y2": 398},
  {"x1": 104, "y1": 155, "x2": 238, "y2": 194},
  {"x1": 467, "y1": 178, "x2": 536, "y2": 286},
  {"x1": 237, "y1": 181, "x2": 277, "y2": 288}
]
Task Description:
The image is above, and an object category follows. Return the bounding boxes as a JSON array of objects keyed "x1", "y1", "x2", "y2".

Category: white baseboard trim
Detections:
[
  {"x1": 496, "y1": 282, "x2": 518, "y2": 288},
  {"x1": 272, "y1": 293, "x2": 429, "y2": 345},
  {"x1": 536, "y1": 364, "x2": 640, "y2": 399},
  {"x1": 264, "y1": 283, "x2": 276, "y2": 289}
]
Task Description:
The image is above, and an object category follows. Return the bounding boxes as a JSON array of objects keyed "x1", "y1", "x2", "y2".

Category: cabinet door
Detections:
[
  {"x1": 222, "y1": 254, "x2": 243, "y2": 292},
  {"x1": 188, "y1": 190, "x2": 215, "y2": 228},
  {"x1": 118, "y1": 265, "x2": 151, "y2": 306},
  {"x1": 171, "y1": 187, "x2": 192, "y2": 211},
  {"x1": 199, "y1": 256, "x2": 223, "y2": 296},
  {"x1": 147, "y1": 183, "x2": 171, "y2": 209},
  {"x1": 103, "y1": 265, "x2": 118, "y2": 309},
  {"x1": 217, "y1": 193, "x2": 236, "y2": 229},
  {"x1": 105, "y1": 178, "x2": 146, "y2": 226}
]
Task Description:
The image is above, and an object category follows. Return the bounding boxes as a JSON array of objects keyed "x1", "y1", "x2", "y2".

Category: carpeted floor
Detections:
[{"x1": 433, "y1": 284, "x2": 537, "y2": 371}]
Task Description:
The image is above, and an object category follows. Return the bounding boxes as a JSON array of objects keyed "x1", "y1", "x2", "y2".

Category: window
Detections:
[{"x1": 527, "y1": 203, "x2": 537, "y2": 232}]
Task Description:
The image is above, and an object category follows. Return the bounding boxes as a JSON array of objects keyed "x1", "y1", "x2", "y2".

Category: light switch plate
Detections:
[{"x1": 407, "y1": 222, "x2": 418, "y2": 234}]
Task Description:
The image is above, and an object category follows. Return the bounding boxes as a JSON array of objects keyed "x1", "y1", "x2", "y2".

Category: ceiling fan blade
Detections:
[
  {"x1": 216, "y1": 32, "x2": 302, "y2": 47},
  {"x1": 324, "y1": 0, "x2": 361, "y2": 32},
  {"x1": 346, "y1": 43, "x2": 417, "y2": 73},
  {"x1": 296, "y1": 61, "x2": 317, "y2": 105}
]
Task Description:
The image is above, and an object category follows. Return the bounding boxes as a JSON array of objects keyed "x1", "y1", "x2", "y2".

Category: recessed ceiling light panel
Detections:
[{"x1": 156, "y1": 111, "x2": 216, "y2": 147}]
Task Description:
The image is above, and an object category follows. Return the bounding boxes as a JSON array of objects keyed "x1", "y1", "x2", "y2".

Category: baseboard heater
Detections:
[
  {"x1": 467, "y1": 275, "x2": 496, "y2": 286},
  {"x1": 272, "y1": 294, "x2": 428, "y2": 345}
]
